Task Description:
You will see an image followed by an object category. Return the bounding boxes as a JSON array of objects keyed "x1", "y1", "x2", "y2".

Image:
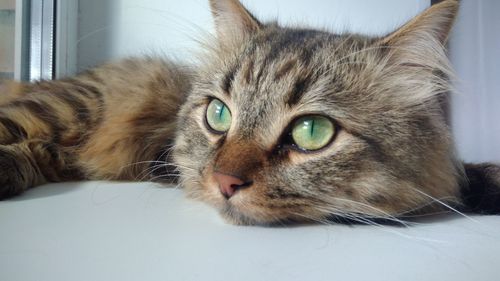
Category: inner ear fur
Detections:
[
  {"x1": 209, "y1": 0, "x2": 262, "y2": 43},
  {"x1": 380, "y1": 0, "x2": 459, "y2": 48}
]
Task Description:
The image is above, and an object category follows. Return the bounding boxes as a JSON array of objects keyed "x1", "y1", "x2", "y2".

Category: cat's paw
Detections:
[{"x1": 0, "y1": 146, "x2": 28, "y2": 199}]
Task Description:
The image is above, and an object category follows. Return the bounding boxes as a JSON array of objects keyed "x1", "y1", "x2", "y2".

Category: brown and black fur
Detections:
[
  {"x1": 0, "y1": 58, "x2": 191, "y2": 197},
  {"x1": 1, "y1": 0, "x2": 499, "y2": 225}
]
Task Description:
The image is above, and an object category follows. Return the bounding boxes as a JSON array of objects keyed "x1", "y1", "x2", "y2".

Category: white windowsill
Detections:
[{"x1": 0, "y1": 181, "x2": 498, "y2": 281}]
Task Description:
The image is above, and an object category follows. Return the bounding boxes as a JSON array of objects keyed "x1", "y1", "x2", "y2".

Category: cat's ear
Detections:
[
  {"x1": 209, "y1": 0, "x2": 262, "y2": 43},
  {"x1": 379, "y1": 0, "x2": 458, "y2": 52}
]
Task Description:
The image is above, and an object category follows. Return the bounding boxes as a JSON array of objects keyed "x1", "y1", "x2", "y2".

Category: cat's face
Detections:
[{"x1": 173, "y1": 0, "x2": 463, "y2": 225}]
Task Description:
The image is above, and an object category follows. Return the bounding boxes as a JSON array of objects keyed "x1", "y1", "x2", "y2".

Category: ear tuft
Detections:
[
  {"x1": 381, "y1": 0, "x2": 459, "y2": 46},
  {"x1": 209, "y1": 0, "x2": 262, "y2": 42}
]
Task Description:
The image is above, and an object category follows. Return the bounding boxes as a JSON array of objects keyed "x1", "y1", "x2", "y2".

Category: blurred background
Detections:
[{"x1": 1, "y1": 0, "x2": 498, "y2": 162}]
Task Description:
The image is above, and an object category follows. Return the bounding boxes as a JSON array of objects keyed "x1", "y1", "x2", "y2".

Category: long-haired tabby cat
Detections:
[{"x1": 0, "y1": 0, "x2": 499, "y2": 225}]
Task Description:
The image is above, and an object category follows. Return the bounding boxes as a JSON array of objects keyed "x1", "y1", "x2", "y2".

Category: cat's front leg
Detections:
[
  {"x1": 0, "y1": 144, "x2": 39, "y2": 198},
  {"x1": 0, "y1": 141, "x2": 82, "y2": 199}
]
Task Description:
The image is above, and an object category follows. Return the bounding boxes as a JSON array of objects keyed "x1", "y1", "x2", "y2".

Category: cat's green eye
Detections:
[
  {"x1": 206, "y1": 99, "x2": 232, "y2": 133},
  {"x1": 291, "y1": 116, "x2": 335, "y2": 151}
]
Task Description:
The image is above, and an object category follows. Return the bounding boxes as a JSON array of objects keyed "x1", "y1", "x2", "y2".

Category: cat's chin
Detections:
[
  {"x1": 215, "y1": 199, "x2": 306, "y2": 226},
  {"x1": 218, "y1": 206, "x2": 291, "y2": 226},
  {"x1": 213, "y1": 200, "x2": 267, "y2": 226},
  {"x1": 219, "y1": 206, "x2": 262, "y2": 226}
]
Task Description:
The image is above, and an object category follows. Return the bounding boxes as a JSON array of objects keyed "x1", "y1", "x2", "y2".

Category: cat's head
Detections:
[{"x1": 173, "y1": 0, "x2": 463, "y2": 225}]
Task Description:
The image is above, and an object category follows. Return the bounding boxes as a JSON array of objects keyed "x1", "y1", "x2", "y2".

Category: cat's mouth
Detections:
[
  {"x1": 198, "y1": 175, "x2": 288, "y2": 225},
  {"x1": 209, "y1": 184, "x2": 305, "y2": 225},
  {"x1": 210, "y1": 187, "x2": 270, "y2": 225}
]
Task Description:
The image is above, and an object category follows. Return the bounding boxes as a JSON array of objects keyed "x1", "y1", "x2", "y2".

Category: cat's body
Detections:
[
  {"x1": 0, "y1": 58, "x2": 189, "y2": 191},
  {"x1": 1, "y1": 0, "x2": 499, "y2": 225}
]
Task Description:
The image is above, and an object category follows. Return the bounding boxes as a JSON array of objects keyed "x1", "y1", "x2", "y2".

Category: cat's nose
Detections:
[{"x1": 213, "y1": 172, "x2": 252, "y2": 199}]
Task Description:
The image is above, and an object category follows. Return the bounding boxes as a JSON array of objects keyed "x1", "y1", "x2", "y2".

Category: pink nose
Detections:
[{"x1": 213, "y1": 172, "x2": 251, "y2": 199}]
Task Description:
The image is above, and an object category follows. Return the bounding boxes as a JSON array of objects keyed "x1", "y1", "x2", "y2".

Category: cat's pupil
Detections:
[
  {"x1": 309, "y1": 120, "x2": 315, "y2": 137},
  {"x1": 218, "y1": 105, "x2": 225, "y2": 119}
]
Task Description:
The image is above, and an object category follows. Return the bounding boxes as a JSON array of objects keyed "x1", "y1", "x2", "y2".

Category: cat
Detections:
[{"x1": 0, "y1": 0, "x2": 499, "y2": 225}]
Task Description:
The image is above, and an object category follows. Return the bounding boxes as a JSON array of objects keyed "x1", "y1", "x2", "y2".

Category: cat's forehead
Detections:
[
  {"x1": 221, "y1": 27, "x2": 376, "y2": 102},
  {"x1": 227, "y1": 30, "x2": 373, "y2": 95},
  {"x1": 248, "y1": 27, "x2": 374, "y2": 65}
]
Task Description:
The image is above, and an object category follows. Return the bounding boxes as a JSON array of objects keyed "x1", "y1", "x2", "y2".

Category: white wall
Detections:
[
  {"x1": 77, "y1": 0, "x2": 429, "y2": 71},
  {"x1": 450, "y1": 0, "x2": 500, "y2": 163}
]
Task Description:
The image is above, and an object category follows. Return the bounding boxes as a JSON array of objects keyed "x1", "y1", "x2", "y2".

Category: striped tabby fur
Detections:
[{"x1": 0, "y1": 0, "x2": 499, "y2": 225}]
